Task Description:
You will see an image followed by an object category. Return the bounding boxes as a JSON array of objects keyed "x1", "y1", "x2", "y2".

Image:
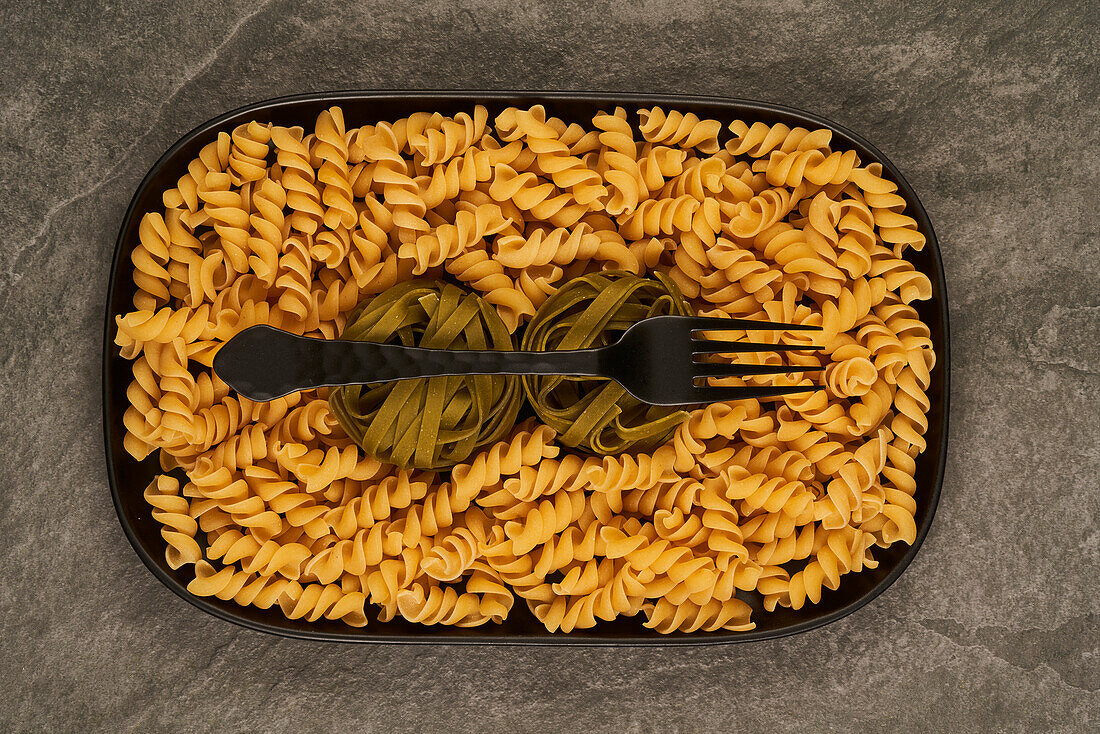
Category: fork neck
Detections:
[{"x1": 396, "y1": 344, "x2": 608, "y2": 378}]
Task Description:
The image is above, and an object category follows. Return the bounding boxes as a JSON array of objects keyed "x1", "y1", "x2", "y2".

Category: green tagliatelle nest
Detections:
[
  {"x1": 328, "y1": 280, "x2": 523, "y2": 470},
  {"x1": 521, "y1": 270, "x2": 693, "y2": 454}
]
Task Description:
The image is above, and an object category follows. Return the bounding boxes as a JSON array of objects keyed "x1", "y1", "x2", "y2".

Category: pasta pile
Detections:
[
  {"x1": 117, "y1": 103, "x2": 935, "y2": 633},
  {"x1": 328, "y1": 279, "x2": 523, "y2": 469},
  {"x1": 521, "y1": 270, "x2": 692, "y2": 454}
]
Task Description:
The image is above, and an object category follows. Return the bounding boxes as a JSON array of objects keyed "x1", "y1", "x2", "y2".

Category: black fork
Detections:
[{"x1": 214, "y1": 316, "x2": 823, "y2": 406}]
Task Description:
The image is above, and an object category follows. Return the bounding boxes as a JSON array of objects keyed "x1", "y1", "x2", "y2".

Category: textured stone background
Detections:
[{"x1": 1, "y1": 0, "x2": 1097, "y2": 731}]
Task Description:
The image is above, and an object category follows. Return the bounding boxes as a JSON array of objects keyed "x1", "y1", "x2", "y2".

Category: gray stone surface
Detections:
[{"x1": 1, "y1": 0, "x2": 1097, "y2": 731}]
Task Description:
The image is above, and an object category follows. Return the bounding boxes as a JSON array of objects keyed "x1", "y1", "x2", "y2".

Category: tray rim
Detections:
[{"x1": 103, "y1": 90, "x2": 950, "y2": 645}]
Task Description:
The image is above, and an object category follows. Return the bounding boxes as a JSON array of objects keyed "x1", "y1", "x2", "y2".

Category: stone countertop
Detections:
[{"x1": 1, "y1": 1, "x2": 1096, "y2": 731}]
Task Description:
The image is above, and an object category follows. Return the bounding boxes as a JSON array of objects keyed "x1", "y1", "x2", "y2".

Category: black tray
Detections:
[{"x1": 103, "y1": 91, "x2": 950, "y2": 644}]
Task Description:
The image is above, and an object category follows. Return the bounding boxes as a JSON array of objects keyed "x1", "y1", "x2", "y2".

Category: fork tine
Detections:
[
  {"x1": 692, "y1": 339, "x2": 824, "y2": 354},
  {"x1": 684, "y1": 316, "x2": 823, "y2": 332},
  {"x1": 692, "y1": 362, "x2": 825, "y2": 377},
  {"x1": 692, "y1": 384, "x2": 820, "y2": 402}
]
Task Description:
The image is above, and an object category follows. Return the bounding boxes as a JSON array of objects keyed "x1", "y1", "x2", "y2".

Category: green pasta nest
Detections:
[
  {"x1": 521, "y1": 270, "x2": 692, "y2": 454},
  {"x1": 328, "y1": 280, "x2": 523, "y2": 470}
]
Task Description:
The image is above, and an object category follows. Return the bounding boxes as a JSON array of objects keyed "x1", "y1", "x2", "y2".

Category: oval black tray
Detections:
[{"x1": 103, "y1": 91, "x2": 950, "y2": 644}]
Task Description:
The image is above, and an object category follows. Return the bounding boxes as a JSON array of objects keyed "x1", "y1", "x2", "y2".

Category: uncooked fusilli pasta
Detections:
[{"x1": 116, "y1": 103, "x2": 935, "y2": 633}]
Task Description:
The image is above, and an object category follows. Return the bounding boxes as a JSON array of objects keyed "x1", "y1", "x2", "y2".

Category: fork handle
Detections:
[{"x1": 213, "y1": 325, "x2": 605, "y2": 401}]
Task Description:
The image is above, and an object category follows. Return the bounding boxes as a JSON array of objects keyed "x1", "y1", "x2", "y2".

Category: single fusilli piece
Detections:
[{"x1": 637, "y1": 107, "x2": 722, "y2": 154}]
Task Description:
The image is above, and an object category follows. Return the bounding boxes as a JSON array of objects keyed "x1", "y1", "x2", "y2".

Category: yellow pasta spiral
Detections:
[
  {"x1": 637, "y1": 144, "x2": 687, "y2": 195},
  {"x1": 273, "y1": 236, "x2": 315, "y2": 320},
  {"x1": 515, "y1": 263, "x2": 565, "y2": 310},
  {"x1": 163, "y1": 132, "x2": 230, "y2": 214},
  {"x1": 227, "y1": 120, "x2": 272, "y2": 185},
  {"x1": 494, "y1": 222, "x2": 600, "y2": 269},
  {"x1": 198, "y1": 171, "x2": 251, "y2": 273},
  {"x1": 271, "y1": 125, "x2": 324, "y2": 236},
  {"x1": 727, "y1": 185, "x2": 804, "y2": 239},
  {"x1": 658, "y1": 155, "x2": 726, "y2": 200},
  {"x1": 488, "y1": 163, "x2": 587, "y2": 227},
  {"x1": 132, "y1": 212, "x2": 173, "y2": 309},
  {"x1": 359, "y1": 123, "x2": 430, "y2": 244},
  {"x1": 642, "y1": 597, "x2": 755, "y2": 632},
  {"x1": 637, "y1": 106, "x2": 722, "y2": 154},
  {"x1": 618, "y1": 195, "x2": 700, "y2": 240},
  {"x1": 592, "y1": 107, "x2": 644, "y2": 215},
  {"x1": 496, "y1": 105, "x2": 607, "y2": 205},
  {"x1": 503, "y1": 454, "x2": 590, "y2": 501},
  {"x1": 399, "y1": 202, "x2": 512, "y2": 274},
  {"x1": 420, "y1": 510, "x2": 491, "y2": 581},
  {"x1": 762, "y1": 148, "x2": 859, "y2": 188},
  {"x1": 444, "y1": 248, "x2": 535, "y2": 332},
  {"x1": 531, "y1": 558, "x2": 649, "y2": 632},
  {"x1": 832, "y1": 198, "x2": 876, "y2": 278},
  {"x1": 726, "y1": 120, "x2": 833, "y2": 158},
  {"x1": 408, "y1": 105, "x2": 489, "y2": 165},
  {"x1": 849, "y1": 164, "x2": 926, "y2": 254},
  {"x1": 397, "y1": 564, "x2": 513, "y2": 626},
  {"x1": 278, "y1": 580, "x2": 370, "y2": 626},
  {"x1": 313, "y1": 106, "x2": 357, "y2": 231},
  {"x1": 867, "y1": 245, "x2": 933, "y2": 304},
  {"x1": 244, "y1": 177, "x2": 286, "y2": 284},
  {"x1": 143, "y1": 475, "x2": 202, "y2": 569},
  {"x1": 455, "y1": 421, "x2": 559, "y2": 500},
  {"x1": 415, "y1": 144, "x2": 516, "y2": 208}
]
